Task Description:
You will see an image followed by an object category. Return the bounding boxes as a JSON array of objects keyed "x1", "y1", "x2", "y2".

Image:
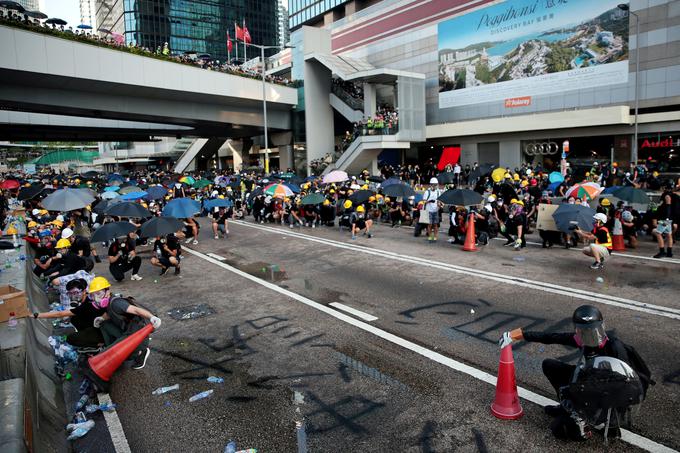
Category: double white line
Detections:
[{"x1": 232, "y1": 220, "x2": 680, "y2": 321}]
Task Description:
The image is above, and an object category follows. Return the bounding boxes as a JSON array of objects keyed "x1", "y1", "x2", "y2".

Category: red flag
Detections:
[
  {"x1": 235, "y1": 24, "x2": 244, "y2": 41},
  {"x1": 243, "y1": 26, "x2": 251, "y2": 43},
  {"x1": 437, "y1": 146, "x2": 461, "y2": 171},
  {"x1": 227, "y1": 32, "x2": 232, "y2": 52}
]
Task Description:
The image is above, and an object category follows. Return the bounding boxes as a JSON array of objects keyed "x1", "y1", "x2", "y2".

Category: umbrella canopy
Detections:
[
  {"x1": 284, "y1": 183, "x2": 301, "y2": 193},
  {"x1": 547, "y1": 181, "x2": 561, "y2": 194},
  {"x1": 612, "y1": 187, "x2": 650, "y2": 204},
  {"x1": 366, "y1": 176, "x2": 384, "y2": 183},
  {"x1": 162, "y1": 198, "x2": 201, "y2": 218},
  {"x1": 45, "y1": 18, "x2": 67, "y2": 25},
  {"x1": 247, "y1": 186, "x2": 263, "y2": 203},
  {"x1": 264, "y1": 183, "x2": 294, "y2": 198},
  {"x1": 382, "y1": 183, "x2": 415, "y2": 198},
  {"x1": 468, "y1": 164, "x2": 493, "y2": 181},
  {"x1": 278, "y1": 172, "x2": 296, "y2": 179},
  {"x1": 101, "y1": 191, "x2": 120, "y2": 200},
  {"x1": 491, "y1": 168, "x2": 507, "y2": 183},
  {"x1": 81, "y1": 170, "x2": 100, "y2": 178},
  {"x1": 91, "y1": 221, "x2": 137, "y2": 243},
  {"x1": 179, "y1": 176, "x2": 195, "y2": 185},
  {"x1": 41, "y1": 188, "x2": 94, "y2": 211},
  {"x1": 108, "y1": 173, "x2": 125, "y2": 183},
  {"x1": 349, "y1": 190, "x2": 374, "y2": 204},
  {"x1": 602, "y1": 185, "x2": 622, "y2": 195},
  {"x1": 140, "y1": 216, "x2": 184, "y2": 238},
  {"x1": 565, "y1": 183, "x2": 603, "y2": 201},
  {"x1": 193, "y1": 179, "x2": 212, "y2": 189},
  {"x1": 119, "y1": 185, "x2": 142, "y2": 195},
  {"x1": 549, "y1": 172, "x2": 565, "y2": 184},
  {"x1": 105, "y1": 201, "x2": 151, "y2": 218},
  {"x1": 301, "y1": 193, "x2": 325, "y2": 205},
  {"x1": 380, "y1": 177, "x2": 402, "y2": 188},
  {"x1": 438, "y1": 189, "x2": 484, "y2": 206},
  {"x1": 552, "y1": 204, "x2": 596, "y2": 233},
  {"x1": 18, "y1": 184, "x2": 44, "y2": 201},
  {"x1": 77, "y1": 24, "x2": 93, "y2": 29},
  {"x1": 322, "y1": 170, "x2": 349, "y2": 184},
  {"x1": 24, "y1": 10, "x2": 48, "y2": 19},
  {"x1": 93, "y1": 198, "x2": 122, "y2": 214},
  {"x1": 104, "y1": 186, "x2": 120, "y2": 192},
  {"x1": 204, "y1": 198, "x2": 233, "y2": 210},
  {"x1": 144, "y1": 186, "x2": 168, "y2": 200},
  {"x1": 435, "y1": 172, "x2": 457, "y2": 184},
  {"x1": 0, "y1": 1, "x2": 25, "y2": 12},
  {"x1": 120, "y1": 191, "x2": 148, "y2": 201},
  {"x1": 0, "y1": 179, "x2": 20, "y2": 190}
]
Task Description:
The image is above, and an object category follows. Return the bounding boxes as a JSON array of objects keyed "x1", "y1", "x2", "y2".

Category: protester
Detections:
[
  {"x1": 350, "y1": 205, "x2": 373, "y2": 239},
  {"x1": 574, "y1": 213, "x2": 612, "y2": 270},
  {"x1": 651, "y1": 192, "x2": 678, "y2": 258},
  {"x1": 210, "y1": 206, "x2": 231, "y2": 239},
  {"x1": 150, "y1": 233, "x2": 181, "y2": 276},
  {"x1": 422, "y1": 177, "x2": 442, "y2": 242},
  {"x1": 108, "y1": 233, "x2": 143, "y2": 281}
]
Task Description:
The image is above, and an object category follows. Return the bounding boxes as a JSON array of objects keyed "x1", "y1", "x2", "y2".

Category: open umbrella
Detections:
[
  {"x1": 322, "y1": 170, "x2": 348, "y2": 184},
  {"x1": 547, "y1": 181, "x2": 561, "y2": 194},
  {"x1": 179, "y1": 176, "x2": 195, "y2": 186},
  {"x1": 438, "y1": 189, "x2": 483, "y2": 206},
  {"x1": 552, "y1": 204, "x2": 596, "y2": 233},
  {"x1": 91, "y1": 221, "x2": 137, "y2": 243},
  {"x1": 247, "y1": 186, "x2": 263, "y2": 203},
  {"x1": 77, "y1": 24, "x2": 93, "y2": 30},
  {"x1": 24, "y1": 10, "x2": 48, "y2": 19},
  {"x1": 278, "y1": 172, "x2": 296, "y2": 180},
  {"x1": 162, "y1": 198, "x2": 200, "y2": 218},
  {"x1": 45, "y1": 18, "x2": 67, "y2": 26},
  {"x1": 104, "y1": 186, "x2": 120, "y2": 192},
  {"x1": 105, "y1": 201, "x2": 151, "y2": 218},
  {"x1": 612, "y1": 187, "x2": 650, "y2": 205},
  {"x1": 81, "y1": 170, "x2": 100, "y2": 178},
  {"x1": 18, "y1": 184, "x2": 44, "y2": 201},
  {"x1": 101, "y1": 191, "x2": 120, "y2": 200},
  {"x1": 41, "y1": 188, "x2": 94, "y2": 211},
  {"x1": 144, "y1": 186, "x2": 168, "y2": 200},
  {"x1": 140, "y1": 217, "x2": 184, "y2": 238},
  {"x1": 93, "y1": 198, "x2": 122, "y2": 214},
  {"x1": 264, "y1": 183, "x2": 294, "y2": 198},
  {"x1": 120, "y1": 191, "x2": 148, "y2": 201},
  {"x1": 349, "y1": 190, "x2": 373, "y2": 204},
  {"x1": 565, "y1": 183, "x2": 603, "y2": 201},
  {"x1": 301, "y1": 193, "x2": 325, "y2": 205},
  {"x1": 380, "y1": 177, "x2": 402, "y2": 188},
  {"x1": 382, "y1": 183, "x2": 415, "y2": 198},
  {"x1": 549, "y1": 172, "x2": 565, "y2": 184},
  {"x1": 204, "y1": 198, "x2": 233, "y2": 210},
  {"x1": 491, "y1": 168, "x2": 507, "y2": 183},
  {"x1": 436, "y1": 172, "x2": 456, "y2": 184},
  {"x1": 0, "y1": 1, "x2": 25, "y2": 12},
  {"x1": 193, "y1": 179, "x2": 212, "y2": 189},
  {"x1": 469, "y1": 164, "x2": 494, "y2": 181},
  {"x1": 119, "y1": 185, "x2": 141, "y2": 195},
  {"x1": 602, "y1": 185, "x2": 622, "y2": 195},
  {"x1": 284, "y1": 183, "x2": 301, "y2": 193},
  {"x1": 0, "y1": 179, "x2": 20, "y2": 190}
]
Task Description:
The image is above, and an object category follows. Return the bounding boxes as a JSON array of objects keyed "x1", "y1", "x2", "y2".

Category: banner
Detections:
[{"x1": 438, "y1": 0, "x2": 629, "y2": 108}]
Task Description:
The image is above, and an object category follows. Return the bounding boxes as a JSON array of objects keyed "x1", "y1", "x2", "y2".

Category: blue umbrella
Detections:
[
  {"x1": 285, "y1": 183, "x2": 301, "y2": 193},
  {"x1": 104, "y1": 186, "x2": 120, "y2": 192},
  {"x1": 602, "y1": 185, "x2": 622, "y2": 195},
  {"x1": 108, "y1": 174, "x2": 125, "y2": 183},
  {"x1": 144, "y1": 186, "x2": 168, "y2": 200},
  {"x1": 204, "y1": 198, "x2": 233, "y2": 210},
  {"x1": 162, "y1": 198, "x2": 201, "y2": 218},
  {"x1": 547, "y1": 181, "x2": 561, "y2": 193},
  {"x1": 549, "y1": 172, "x2": 564, "y2": 184},
  {"x1": 77, "y1": 24, "x2": 92, "y2": 29},
  {"x1": 101, "y1": 191, "x2": 120, "y2": 199},
  {"x1": 120, "y1": 191, "x2": 147, "y2": 201}
]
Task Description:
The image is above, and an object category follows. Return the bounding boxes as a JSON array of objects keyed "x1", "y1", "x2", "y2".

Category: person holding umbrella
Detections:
[
  {"x1": 108, "y1": 232, "x2": 143, "y2": 281},
  {"x1": 574, "y1": 213, "x2": 612, "y2": 270}
]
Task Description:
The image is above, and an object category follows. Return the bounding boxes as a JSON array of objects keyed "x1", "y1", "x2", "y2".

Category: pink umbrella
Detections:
[{"x1": 110, "y1": 32, "x2": 124, "y2": 45}]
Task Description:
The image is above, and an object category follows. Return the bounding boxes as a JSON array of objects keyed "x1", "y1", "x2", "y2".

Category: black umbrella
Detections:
[
  {"x1": 140, "y1": 216, "x2": 183, "y2": 238},
  {"x1": 24, "y1": 10, "x2": 47, "y2": 19},
  {"x1": 436, "y1": 172, "x2": 456, "y2": 184},
  {"x1": 612, "y1": 187, "x2": 650, "y2": 205},
  {"x1": 45, "y1": 17, "x2": 67, "y2": 26},
  {"x1": 349, "y1": 190, "x2": 374, "y2": 204},
  {"x1": 552, "y1": 204, "x2": 596, "y2": 233},
  {"x1": 247, "y1": 186, "x2": 263, "y2": 203},
  {"x1": 93, "y1": 198, "x2": 123, "y2": 214},
  {"x1": 0, "y1": 1, "x2": 25, "y2": 12},
  {"x1": 367, "y1": 176, "x2": 384, "y2": 183},
  {"x1": 41, "y1": 188, "x2": 95, "y2": 211},
  {"x1": 301, "y1": 193, "x2": 325, "y2": 205},
  {"x1": 81, "y1": 170, "x2": 100, "y2": 179},
  {"x1": 382, "y1": 183, "x2": 415, "y2": 198},
  {"x1": 438, "y1": 189, "x2": 483, "y2": 206},
  {"x1": 104, "y1": 201, "x2": 151, "y2": 218},
  {"x1": 91, "y1": 221, "x2": 137, "y2": 242},
  {"x1": 18, "y1": 184, "x2": 44, "y2": 201},
  {"x1": 469, "y1": 164, "x2": 494, "y2": 181}
]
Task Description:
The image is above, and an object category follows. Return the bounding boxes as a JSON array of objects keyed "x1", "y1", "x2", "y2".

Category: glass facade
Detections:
[
  {"x1": 95, "y1": 0, "x2": 279, "y2": 62},
  {"x1": 288, "y1": 0, "x2": 347, "y2": 30}
]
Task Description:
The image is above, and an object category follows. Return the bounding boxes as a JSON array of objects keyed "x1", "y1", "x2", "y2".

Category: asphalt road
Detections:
[{"x1": 90, "y1": 218, "x2": 680, "y2": 453}]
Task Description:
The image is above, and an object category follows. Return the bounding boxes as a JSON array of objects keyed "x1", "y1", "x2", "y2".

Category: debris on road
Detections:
[
  {"x1": 189, "y1": 389, "x2": 214, "y2": 402},
  {"x1": 152, "y1": 384, "x2": 180, "y2": 395},
  {"x1": 66, "y1": 420, "x2": 95, "y2": 440}
]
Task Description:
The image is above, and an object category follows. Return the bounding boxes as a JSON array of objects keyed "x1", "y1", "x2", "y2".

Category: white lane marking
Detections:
[
  {"x1": 206, "y1": 252, "x2": 227, "y2": 261},
  {"x1": 329, "y1": 302, "x2": 379, "y2": 321},
  {"x1": 232, "y1": 221, "x2": 680, "y2": 321},
  {"x1": 98, "y1": 393, "x2": 132, "y2": 453},
  {"x1": 184, "y1": 246, "x2": 676, "y2": 453}
]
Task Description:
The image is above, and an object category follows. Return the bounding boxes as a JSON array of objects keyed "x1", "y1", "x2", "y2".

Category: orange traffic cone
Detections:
[
  {"x1": 462, "y1": 214, "x2": 478, "y2": 252},
  {"x1": 611, "y1": 218, "x2": 625, "y2": 251},
  {"x1": 491, "y1": 344, "x2": 524, "y2": 420},
  {"x1": 88, "y1": 324, "x2": 154, "y2": 382}
]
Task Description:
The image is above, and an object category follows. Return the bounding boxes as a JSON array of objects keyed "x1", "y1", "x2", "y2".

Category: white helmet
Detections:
[
  {"x1": 621, "y1": 211, "x2": 633, "y2": 222},
  {"x1": 32, "y1": 208, "x2": 40, "y2": 216},
  {"x1": 61, "y1": 227, "x2": 74, "y2": 239},
  {"x1": 429, "y1": 177, "x2": 439, "y2": 185},
  {"x1": 56, "y1": 215, "x2": 65, "y2": 222},
  {"x1": 593, "y1": 213, "x2": 607, "y2": 224}
]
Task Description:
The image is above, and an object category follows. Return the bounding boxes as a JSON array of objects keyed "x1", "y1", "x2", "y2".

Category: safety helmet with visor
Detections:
[{"x1": 572, "y1": 305, "x2": 607, "y2": 348}]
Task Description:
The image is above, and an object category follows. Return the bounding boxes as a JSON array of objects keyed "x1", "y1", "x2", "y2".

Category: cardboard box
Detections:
[
  {"x1": 0, "y1": 285, "x2": 30, "y2": 323},
  {"x1": 536, "y1": 203, "x2": 559, "y2": 232}
]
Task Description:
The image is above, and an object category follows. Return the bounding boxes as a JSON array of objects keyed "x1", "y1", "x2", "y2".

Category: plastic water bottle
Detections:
[
  {"x1": 85, "y1": 403, "x2": 117, "y2": 414},
  {"x1": 67, "y1": 420, "x2": 95, "y2": 440},
  {"x1": 74, "y1": 394, "x2": 89, "y2": 412},
  {"x1": 224, "y1": 441, "x2": 237, "y2": 453},
  {"x1": 7, "y1": 312, "x2": 17, "y2": 329},
  {"x1": 152, "y1": 384, "x2": 179, "y2": 395},
  {"x1": 189, "y1": 389, "x2": 213, "y2": 402},
  {"x1": 207, "y1": 376, "x2": 224, "y2": 384}
]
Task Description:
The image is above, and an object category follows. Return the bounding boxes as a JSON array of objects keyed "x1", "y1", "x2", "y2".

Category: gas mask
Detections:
[{"x1": 91, "y1": 290, "x2": 111, "y2": 309}]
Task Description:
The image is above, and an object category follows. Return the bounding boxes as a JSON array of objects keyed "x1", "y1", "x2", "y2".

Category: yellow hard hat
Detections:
[
  {"x1": 601, "y1": 198, "x2": 611, "y2": 206},
  {"x1": 361, "y1": 184, "x2": 368, "y2": 190},
  {"x1": 39, "y1": 209, "x2": 48, "y2": 215},
  {"x1": 652, "y1": 171, "x2": 659, "y2": 177},
  {"x1": 504, "y1": 173, "x2": 511, "y2": 179},
  {"x1": 75, "y1": 179, "x2": 80, "y2": 184},
  {"x1": 515, "y1": 200, "x2": 524, "y2": 206},
  {"x1": 28, "y1": 221, "x2": 38, "y2": 228},
  {"x1": 368, "y1": 196, "x2": 376, "y2": 203},
  {"x1": 56, "y1": 238, "x2": 71, "y2": 249},
  {"x1": 347, "y1": 190, "x2": 354, "y2": 195},
  {"x1": 356, "y1": 205, "x2": 365, "y2": 212},
  {"x1": 510, "y1": 198, "x2": 518, "y2": 204},
  {"x1": 376, "y1": 194, "x2": 383, "y2": 200},
  {"x1": 323, "y1": 199, "x2": 331, "y2": 206},
  {"x1": 88, "y1": 276, "x2": 111, "y2": 293},
  {"x1": 385, "y1": 197, "x2": 391, "y2": 203},
  {"x1": 343, "y1": 200, "x2": 352, "y2": 209},
  {"x1": 520, "y1": 180, "x2": 528, "y2": 187},
  {"x1": 585, "y1": 172, "x2": 590, "y2": 177},
  {"x1": 7, "y1": 225, "x2": 18, "y2": 235},
  {"x1": 52, "y1": 220, "x2": 64, "y2": 227},
  {"x1": 513, "y1": 174, "x2": 520, "y2": 181},
  {"x1": 329, "y1": 189, "x2": 335, "y2": 194}
]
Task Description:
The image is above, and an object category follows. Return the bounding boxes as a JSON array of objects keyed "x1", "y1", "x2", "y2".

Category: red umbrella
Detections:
[{"x1": 0, "y1": 180, "x2": 20, "y2": 190}]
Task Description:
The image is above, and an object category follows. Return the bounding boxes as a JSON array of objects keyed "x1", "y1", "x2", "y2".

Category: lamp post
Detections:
[{"x1": 618, "y1": 4, "x2": 640, "y2": 164}]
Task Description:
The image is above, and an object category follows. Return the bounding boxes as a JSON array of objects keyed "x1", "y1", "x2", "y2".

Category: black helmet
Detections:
[
  {"x1": 572, "y1": 305, "x2": 603, "y2": 326},
  {"x1": 572, "y1": 305, "x2": 607, "y2": 347}
]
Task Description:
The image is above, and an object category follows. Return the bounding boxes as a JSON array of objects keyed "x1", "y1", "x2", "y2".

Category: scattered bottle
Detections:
[
  {"x1": 152, "y1": 384, "x2": 179, "y2": 395},
  {"x1": 207, "y1": 376, "x2": 224, "y2": 384},
  {"x1": 66, "y1": 420, "x2": 95, "y2": 440},
  {"x1": 189, "y1": 389, "x2": 214, "y2": 402},
  {"x1": 74, "y1": 412, "x2": 87, "y2": 424},
  {"x1": 224, "y1": 441, "x2": 237, "y2": 453},
  {"x1": 74, "y1": 394, "x2": 89, "y2": 412},
  {"x1": 7, "y1": 312, "x2": 17, "y2": 329},
  {"x1": 85, "y1": 403, "x2": 117, "y2": 414},
  {"x1": 79, "y1": 379, "x2": 91, "y2": 396}
]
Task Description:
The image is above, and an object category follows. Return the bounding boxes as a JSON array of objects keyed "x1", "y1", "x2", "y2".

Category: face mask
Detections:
[
  {"x1": 91, "y1": 291, "x2": 111, "y2": 309},
  {"x1": 67, "y1": 289, "x2": 83, "y2": 301}
]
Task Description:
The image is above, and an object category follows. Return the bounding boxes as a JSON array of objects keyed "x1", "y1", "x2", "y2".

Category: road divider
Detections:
[{"x1": 329, "y1": 302, "x2": 379, "y2": 321}]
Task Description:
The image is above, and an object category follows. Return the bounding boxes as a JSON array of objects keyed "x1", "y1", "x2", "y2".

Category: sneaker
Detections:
[
  {"x1": 367, "y1": 232, "x2": 372, "y2": 238},
  {"x1": 311, "y1": 224, "x2": 315, "y2": 229},
  {"x1": 590, "y1": 262, "x2": 602, "y2": 270},
  {"x1": 214, "y1": 235, "x2": 219, "y2": 240},
  {"x1": 184, "y1": 238, "x2": 192, "y2": 244},
  {"x1": 447, "y1": 238, "x2": 455, "y2": 243},
  {"x1": 174, "y1": 266, "x2": 181, "y2": 276},
  {"x1": 351, "y1": 234, "x2": 357, "y2": 240},
  {"x1": 192, "y1": 240, "x2": 198, "y2": 245},
  {"x1": 225, "y1": 230, "x2": 229, "y2": 235},
  {"x1": 94, "y1": 255, "x2": 102, "y2": 263},
  {"x1": 290, "y1": 224, "x2": 294, "y2": 229},
  {"x1": 131, "y1": 274, "x2": 143, "y2": 281},
  {"x1": 260, "y1": 221, "x2": 264, "y2": 224},
  {"x1": 160, "y1": 267, "x2": 170, "y2": 276},
  {"x1": 132, "y1": 348, "x2": 150, "y2": 370}
]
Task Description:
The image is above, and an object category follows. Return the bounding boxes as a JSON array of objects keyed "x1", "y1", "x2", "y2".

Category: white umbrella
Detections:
[
  {"x1": 322, "y1": 170, "x2": 349, "y2": 184},
  {"x1": 101, "y1": 191, "x2": 120, "y2": 199},
  {"x1": 41, "y1": 188, "x2": 95, "y2": 212}
]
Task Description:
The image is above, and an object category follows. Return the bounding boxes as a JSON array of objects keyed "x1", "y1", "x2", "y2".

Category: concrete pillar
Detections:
[
  {"x1": 363, "y1": 83, "x2": 376, "y2": 117},
  {"x1": 499, "y1": 140, "x2": 522, "y2": 169},
  {"x1": 460, "y1": 142, "x2": 478, "y2": 166},
  {"x1": 279, "y1": 145, "x2": 294, "y2": 171},
  {"x1": 344, "y1": 0, "x2": 357, "y2": 16},
  {"x1": 371, "y1": 158, "x2": 379, "y2": 175}
]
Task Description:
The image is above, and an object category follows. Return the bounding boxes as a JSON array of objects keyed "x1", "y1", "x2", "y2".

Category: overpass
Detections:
[{"x1": 0, "y1": 24, "x2": 297, "y2": 166}]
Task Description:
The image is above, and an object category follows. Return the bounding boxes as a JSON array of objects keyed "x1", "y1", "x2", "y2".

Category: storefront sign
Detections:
[
  {"x1": 504, "y1": 96, "x2": 532, "y2": 108},
  {"x1": 640, "y1": 137, "x2": 679, "y2": 149}
]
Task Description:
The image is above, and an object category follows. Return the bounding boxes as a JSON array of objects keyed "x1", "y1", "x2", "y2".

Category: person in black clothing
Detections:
[
  {"x1": 108, "y1": 233, "x2": 143, "y2": 282},
  {"x1": 500, "y1": 305, "x2": 653, "y2": 440},
  {"x1": 32, "y1": 232, "x2": 56, "y2": 276},
  {"x1": 46, "y1": 238, "x2": 87, "y2": 282},
  {"x1": 500, "y1": 200, "x2": 526, "y2": 249},
  {"x1": 210, "y1": 206, "x2": 231, "y2": 239},
  {"x1": 150, "y1": 233, "x2": 181, "y2": 275},
  {"x1": 651, "y1": 192, "x2": 679, "y2": 258}
]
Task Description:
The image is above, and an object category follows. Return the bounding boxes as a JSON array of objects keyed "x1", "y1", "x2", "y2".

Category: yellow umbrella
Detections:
[{"x1": 491, "y1": 168, "x2": 506, "y2": 183}]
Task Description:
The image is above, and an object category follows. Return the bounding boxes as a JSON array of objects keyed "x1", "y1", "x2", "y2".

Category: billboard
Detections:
[{"x1": 438, "y1": 0, "x2": 629, "y2": 108}]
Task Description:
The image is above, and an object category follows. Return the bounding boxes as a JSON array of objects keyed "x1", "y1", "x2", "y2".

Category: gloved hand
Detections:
[
  {"x1": 93, "y1": 316, "x2": 105, "y2": 328},
  {"x1": 514, "y1": 238, "x2": 522, "y2": 247},
  {"x1": 150, "y1": 316, "x2": 161, "y2": 329},
  {"x1": 499, "y1": 328, "x2": 523, "y2": 348}
]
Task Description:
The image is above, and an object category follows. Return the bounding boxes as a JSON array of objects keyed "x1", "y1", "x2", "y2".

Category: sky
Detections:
[{"x1": 39, "y1": 0, "x2": 81, "y2": 26}]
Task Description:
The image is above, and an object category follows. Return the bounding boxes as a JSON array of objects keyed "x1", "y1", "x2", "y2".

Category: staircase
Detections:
[
  {"x1": 330, "y1": 85, "x2": 364, "y2": 123},
  {"x1": 170, "y1": 138, "x2": 196, "y2": 158},
  {"x1": 173, "y1": 138, "x2": 227, "y2": 173},
  {"x1": 326, "y1": 134, "x2": 411, "y2": 175}
]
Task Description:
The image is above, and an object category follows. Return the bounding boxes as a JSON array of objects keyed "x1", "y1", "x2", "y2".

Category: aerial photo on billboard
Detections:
[{"x1": 438, "y1": 0, "x2": 630, "y2": 108}]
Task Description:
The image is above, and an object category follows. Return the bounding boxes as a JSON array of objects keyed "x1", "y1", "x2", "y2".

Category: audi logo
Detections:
[{"x1": 524, "y1": 142, "x2": 559, "y2": 156}]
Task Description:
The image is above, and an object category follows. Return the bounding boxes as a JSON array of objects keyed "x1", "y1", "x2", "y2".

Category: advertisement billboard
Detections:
[{"x1": 438, "y1": 0, "x2": 629, "y2": 108}]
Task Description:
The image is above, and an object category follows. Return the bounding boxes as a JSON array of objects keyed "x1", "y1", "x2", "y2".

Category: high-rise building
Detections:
[
  {"x1": 288, "y1": 0, "x2": 350, "y2": 31},
  {"x1": 277, "y1": 0, "x2": 289, "y2": 48},
  {"x1": 79, "y1": 0, "x2": 97, "y2": 28},
  {"x1": 94, "y1": 0, "x2": 279, "y2": 62},
  {"x1": 16, "y1": 0, "x2": 40, "y2": 11}
]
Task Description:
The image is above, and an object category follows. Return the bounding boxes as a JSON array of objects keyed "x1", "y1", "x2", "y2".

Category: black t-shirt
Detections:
[
  {"x1": 60, "y1": 252, "x2": 87, "y2": 274},
  {"x1": 108, "y1": 238, "x2": 135, "y2": 261},
  {"x1": 70, "y1": 235, "x2": 92, "y2": 257},
  {"x1": 70, "y1": 299, "x2": 106, "y2": 331},
  {"x1": 593, "y1": 226, "x2": 610, "y2": 245},
  {"x1": 34, "y1": 245, "x2": 55, "y2": 264},
  {"x1": 211, "y1": 209, "x2": 231, "y2": 223}
]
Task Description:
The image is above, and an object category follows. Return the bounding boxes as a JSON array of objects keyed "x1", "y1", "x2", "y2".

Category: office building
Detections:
[
  {"x1": 17, "y1": 0, "x2": 39, "y2": 10},
  {"x1": 79, "y1": 0, "x2": 97, "y2": 28},
  {"x1": 277, "y1": 0, "x2": 289, "y2": 48}
]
